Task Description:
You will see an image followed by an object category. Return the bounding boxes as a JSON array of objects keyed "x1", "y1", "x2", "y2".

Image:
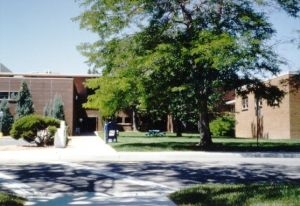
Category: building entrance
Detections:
[{"x1": 86, "y1": 117, "x2": 97, "y2": 133}]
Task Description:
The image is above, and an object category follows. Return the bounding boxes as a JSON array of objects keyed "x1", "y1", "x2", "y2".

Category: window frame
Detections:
[{"x1": 241, "y1": 97, "x2": 249, "y2": 111}]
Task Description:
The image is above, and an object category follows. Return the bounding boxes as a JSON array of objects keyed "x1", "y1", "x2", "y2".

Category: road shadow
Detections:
[
  {"x1": 88, "y1": 161, "x2": 300, "y2": 186},
  {"x1": 0, "y1": 161, "x2": 299, "y2": 205},
  {"x1": 0, "y1": 163, "x2": 174, "y2": 205}
]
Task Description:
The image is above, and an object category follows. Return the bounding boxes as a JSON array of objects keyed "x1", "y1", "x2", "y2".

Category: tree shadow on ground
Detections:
[
  {"x1": 89, "y1": 161, "x2": 300, "y2": 186},
  {"x1": 0, "y1": 161, "x2": 299, "y2": 205}
]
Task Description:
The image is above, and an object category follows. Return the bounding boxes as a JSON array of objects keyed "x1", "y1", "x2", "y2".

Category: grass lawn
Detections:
[
  {"x1": 169, "y1": 183, "x2": 300, "y2": 206},
  {"x1": 0, "y1": 192, "x2": 25, "y2": 206},
  {"x1": 101, "y1": 132, "x2": 300, "y2": 152}
]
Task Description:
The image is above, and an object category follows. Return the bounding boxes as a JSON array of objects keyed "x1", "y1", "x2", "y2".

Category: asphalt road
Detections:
[{"x1": 0, "y1": 158, "x2": 299, "y2": 205}]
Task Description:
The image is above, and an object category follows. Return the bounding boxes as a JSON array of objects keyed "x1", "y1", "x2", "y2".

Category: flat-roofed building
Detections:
[
  {"x1": 0, "y1": 72, "x2": 101, "y2": 135},
  {"x1": 235, "y1": 74, "x2": 300, "y2": 139}
]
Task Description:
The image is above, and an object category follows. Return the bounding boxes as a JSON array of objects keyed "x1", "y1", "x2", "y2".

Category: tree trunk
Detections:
[
  {"x1": 132, "y1": 108, "x2": 137, "y2": 132},
  {"x1": 167, "y1": 114, "x2": 174, "y2": 133},
  {"x1": 175, "y1": 119, "x2": 182, "y2": 137},
  {"x1": 197, "y1": 110, "x2": 213, "y2": 148}
]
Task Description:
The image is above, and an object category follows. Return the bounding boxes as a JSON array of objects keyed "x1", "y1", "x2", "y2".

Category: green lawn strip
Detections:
[
  {"x1": 169, "y1": 183, "x2": 300, "y2": 206},
  {"x1": 104, "y1": 132, "x2": 198, "y2": 151},
  {"x1": 0, "y1": 192, "x2": 25, "y2": 206},
  {"x1": 103, "y1": 132, "x2": 300, "y2": 152},
  {"x1": 213, "y1": 138, "x2": 300, "y2": 152}
]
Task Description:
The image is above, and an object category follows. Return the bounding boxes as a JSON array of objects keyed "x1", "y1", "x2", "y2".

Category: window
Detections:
[
  {"x1": 125, "y1": 117, "x2": 132, "y2": 123},
  {"x1": 242, "y1": 97, "x2": 248, "y2": 111},
  {"x1": 0, "y1": 91, "x2": 18, "y2": 102},
  {"x1": 116, "y1": 117, "x2": 122, "y2": 123},
  {"x1": 9, "y1": 92, "x2": 18, "y2": 100},
  {"x1": 0, "y1": 92, "x2": 9, "y2": 99}
]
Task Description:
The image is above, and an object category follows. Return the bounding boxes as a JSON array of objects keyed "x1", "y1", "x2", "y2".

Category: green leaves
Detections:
[
  {"x1": 15, "y1": 81, "x2": 34, "y2": 119},
  {"x1": 0, "y1": 99, "x2": 14, "y2": 135},
  {"x1": 75, "y1": 0, "x2": 145, "y2": 39},
  {"x1": 44, "y1": 95, "x2": 65, "y2": 120},
  {"x1": 83, "y1": 76, "x2": 138, "y2": 117},
  {"x1": 10, "y1": 115, "x2": 60, "y2": 146},
  {"x1": 191, "y1": 31, "x2": 238, "y2": 69},
  {"x1": 274, "y1": 0, "x2": 300, "y2": 17},
  {"x1": 76, "y1": 0, "x2": 299, "y2": 145}
]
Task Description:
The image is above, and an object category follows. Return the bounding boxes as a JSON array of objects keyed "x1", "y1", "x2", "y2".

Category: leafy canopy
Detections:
[{"x1": 76, "y1": 0, "x2": 299, "y2": 146}]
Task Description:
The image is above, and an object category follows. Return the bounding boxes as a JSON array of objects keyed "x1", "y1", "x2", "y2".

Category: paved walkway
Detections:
[{"x1": 0, "y1": 135, "x2": 118, "y2": 163}]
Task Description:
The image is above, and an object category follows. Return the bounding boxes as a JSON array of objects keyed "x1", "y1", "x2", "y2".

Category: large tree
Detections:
[{"x1": 76, "y1": 0, "x2": 299, "y2": 148}]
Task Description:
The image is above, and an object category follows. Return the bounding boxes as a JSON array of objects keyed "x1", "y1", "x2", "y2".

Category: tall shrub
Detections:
[
  {"x1": 52, "y1": 95, "x2": 65, "y2": 120},
  {"x1": 43, "y1": 94, "x2": 65, "y2": 120},
  {"x1": 0, "y1": 100, "x2": 14, "y2": 135},
  {"x1": 15, "y1": 81, "x2": 34, "y2": 119}
]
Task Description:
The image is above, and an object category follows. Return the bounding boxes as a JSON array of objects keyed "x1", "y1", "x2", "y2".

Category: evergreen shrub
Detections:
[{"x1": 10, "y1": 115, "x2": 60, "y2": 146}]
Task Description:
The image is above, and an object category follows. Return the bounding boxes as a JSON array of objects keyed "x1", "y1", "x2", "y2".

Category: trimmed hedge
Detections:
[{"x1": 10, "y1": 115, "x2": 60, "y2": 146}]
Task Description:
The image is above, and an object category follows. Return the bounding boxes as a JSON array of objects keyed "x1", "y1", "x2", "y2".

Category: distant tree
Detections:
[
  {"x1": 87, "y1": 68, "x2": 100, "y2": 74},
  {"x1": 15, "y1": 81, "x2": 34, "y2": 119},
  {"x1": 52, "y1": 95, "x2": 65, "y2": 120},
  {"x1": 43, "y1": 94, "x2": 65, "y2": 120},
  {"x1": 0, "y1": 100, "x2": 14, "y2": 135},
  {"x1": 43, "y1": 101, "x2": 52, "y2": 117}
]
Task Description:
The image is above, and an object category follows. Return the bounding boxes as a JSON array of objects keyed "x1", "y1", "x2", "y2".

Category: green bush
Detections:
[
  {"x1": 47, "y1": 125, "x2": 57, "y2": 137},
  {"x1": 10, "y1": 114, "x2": 60, "y2": 146},
  {"x1": 0, "y1": 100, "x2": 14, "y2": 135},
  {"x1": 210, "y1": 114, "x2": 235, "y2": 137},
  {"x1": 45, "y1": 125, "x2": 58, "y2": 145}
]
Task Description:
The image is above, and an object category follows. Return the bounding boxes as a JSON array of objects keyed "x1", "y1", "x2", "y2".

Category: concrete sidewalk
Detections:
[
  {"x1": 0, "y1": 135, "x2": 300, "y2": 163},
  {"x1": 0, "y1": 135, "x2": 118, "y2": 163}
]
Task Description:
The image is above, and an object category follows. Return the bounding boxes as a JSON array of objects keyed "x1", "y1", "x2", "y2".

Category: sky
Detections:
[
  {"x1": 0, "y1": 0, "x2": 299, "y2": 75},
  {"x1": 0, "y1": 0, "x2": 97, "y2": 74}
]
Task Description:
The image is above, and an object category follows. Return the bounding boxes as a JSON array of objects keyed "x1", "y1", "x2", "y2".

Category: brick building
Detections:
[
  {"x1": 0, "y1": 71, "x2": 101, "y2": 135},
  {"x1": 235, "y1": 74, "x2": 300, "y2": 139}
]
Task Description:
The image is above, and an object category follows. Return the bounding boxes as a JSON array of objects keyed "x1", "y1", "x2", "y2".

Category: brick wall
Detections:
[
  {"x1": 0, "y1": 77, "x2": 74, "y2": 133},
  {"x1": 290, "y1": 82, "x2": 300, "y2": 139},
  {"x1": 235, "y1": 74, "x2": 300, "y2": 139},
  {"x1": 0, "y1": 74, "x2": 101, "y2": 135}
]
